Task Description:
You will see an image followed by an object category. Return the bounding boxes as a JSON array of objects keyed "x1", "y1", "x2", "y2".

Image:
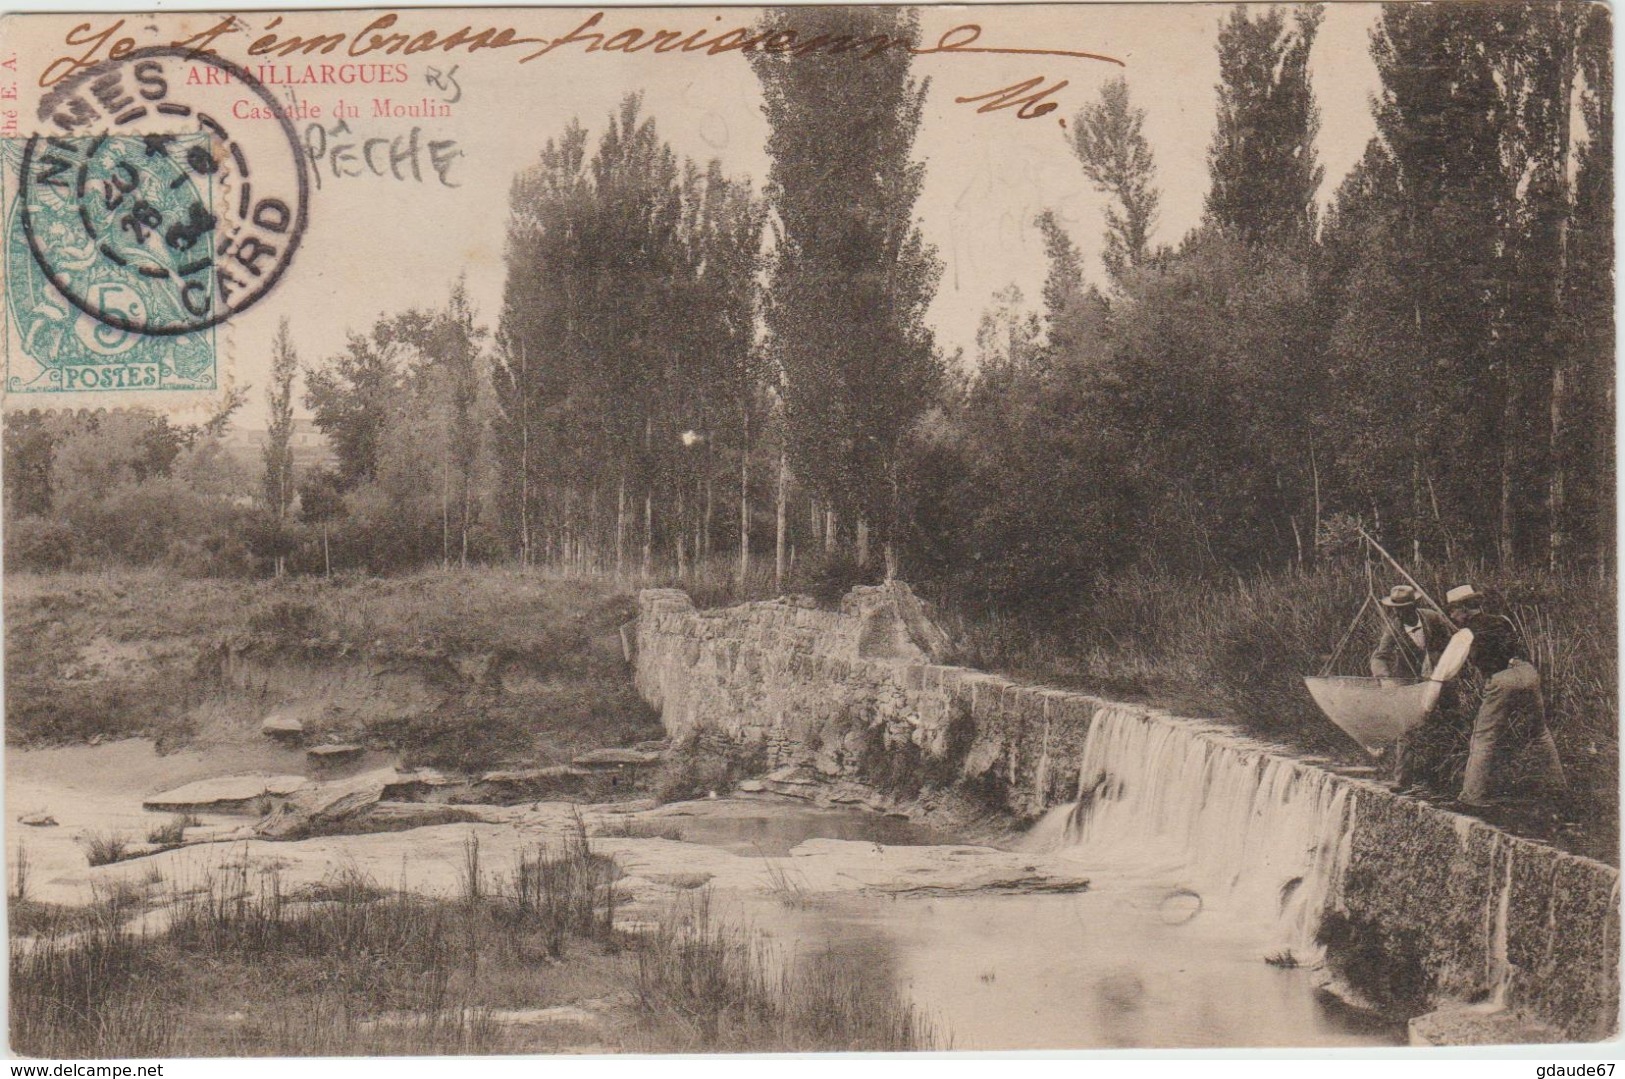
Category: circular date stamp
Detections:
[{"x1": 19, "y1": 46, "x2": 309, "y2": 337}]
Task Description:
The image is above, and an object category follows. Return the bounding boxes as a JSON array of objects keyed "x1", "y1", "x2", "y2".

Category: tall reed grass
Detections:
[
  {"x1": 11, "y1": 821, "x2": 937, "y2": 1056},
  {"x1": 629, "y1": 890, "x2": 940, "y2": 1052}
]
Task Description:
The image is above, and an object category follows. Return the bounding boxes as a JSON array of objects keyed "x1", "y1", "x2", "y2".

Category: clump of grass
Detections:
[
  {"x1": 301, "y1": 864, "x2": 389, "y2": 905},
  {"x1": 84, "y1": 831, "x2": 131, "y2": 867},
  {"x1": 460, "y1": 834, "x2": 484, "y2": 903},
  {"x1": 11, "y1": 841, "x2": 30, "y2": 903},
  {"x1": 10, "y1": 919, "x2": 179, "y2": 1058},
  {"x1": 11, "y1": 830, "x2": 618, "y2": 1058},
  {"x1": 90, "y1": 877, "x2": 149, "y2": 919},
  {"x1": 509, "y1": 814, "x2": 619, "y2": 959},
  {"x1": 591, "y1": 818, "x2": 686, "y2": 842},
  {"x1": 146, "y1": 813, "x2": 198, "y2": 847},
  {"x1": 15, "y1": 866, "x2": 506, "y2": 1057},
  {"x1": 662, "y1": 873, "x2": 713, "y2": 890},
  {"x1": 630, "y1": 890, "x2": 940, "y2": 1051},
  {"x1": 1264, "y1": 950, "x2": 1299, "y2": 968},
  {"x1": 760, "y1": 855, "x2": 810, "y2": 910}
]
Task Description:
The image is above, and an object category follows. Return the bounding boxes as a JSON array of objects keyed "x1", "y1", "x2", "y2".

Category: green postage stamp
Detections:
[{"x1": 2, "y1": 134, "x2": 218, "y2": 398}]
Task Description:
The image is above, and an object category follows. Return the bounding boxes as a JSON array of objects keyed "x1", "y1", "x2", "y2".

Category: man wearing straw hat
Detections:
[
  {"x1": 1369, "y1": 584, "x2": 1454, "y2": 680},
  {"x1": 1369, "y1": 584, "x2": 1456, "y2": 791},
  {"x1": 1444, "y1": 585, "x2": 1566, "y2": 807}
]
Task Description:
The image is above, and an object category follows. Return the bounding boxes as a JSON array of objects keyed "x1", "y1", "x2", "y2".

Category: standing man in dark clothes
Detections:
[
  {"x1": 1445, "y1": 585, "x2": 1566, "y2": 807},
  {"x1": 1369, "y1": 584, "x2": 1457, "y2": 792}
]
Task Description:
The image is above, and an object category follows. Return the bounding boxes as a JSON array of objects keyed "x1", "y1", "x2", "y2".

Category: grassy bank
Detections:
[
  {"x1": 4, "y1": 569, "x2": 660, "y2": 772},
  {"x1": 935, "y1": 563, "x2": 1618, "y2": 861},
  {"x1": 9, "y1": 826, "x2": 939, "y2": 1057}
]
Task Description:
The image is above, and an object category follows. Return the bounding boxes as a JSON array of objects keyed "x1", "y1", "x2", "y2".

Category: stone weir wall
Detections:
[{"x1": 634, "y1": 585, "x2": 1621, "y2": 1042}]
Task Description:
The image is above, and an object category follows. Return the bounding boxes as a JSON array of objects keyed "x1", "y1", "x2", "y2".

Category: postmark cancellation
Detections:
[
  {"x1": 1, "y1": 44, "x2": 308, "y2": 413},
  {"x1": 3, "y1": 134, "x2": 219, "y2": 397}
]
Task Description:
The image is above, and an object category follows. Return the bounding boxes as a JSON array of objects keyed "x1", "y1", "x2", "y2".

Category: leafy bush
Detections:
[{"x1": 5, "y1": 517, "x2": 75, "y2": 572}]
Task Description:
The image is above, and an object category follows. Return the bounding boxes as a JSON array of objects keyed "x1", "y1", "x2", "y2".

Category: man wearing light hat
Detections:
[
  {"x1": 1370, "y1": 584, "x2": 1457, "y2": 791},
  {"x1": 1444, "y1": 585, "x2": 1566, "y2": 806},
  {"x1": 1369, "y1": 584, "x2": 1454, "y2": 679}
]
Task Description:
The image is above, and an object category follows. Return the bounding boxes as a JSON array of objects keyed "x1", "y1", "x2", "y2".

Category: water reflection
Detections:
[{"x1": 735, "y1": 877, "x2": 1404, "y2": 1050}]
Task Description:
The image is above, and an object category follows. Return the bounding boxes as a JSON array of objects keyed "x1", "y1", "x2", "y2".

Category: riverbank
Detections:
[
  {"x1": 3, "y1": 569, "x2": 659, "y2": 773},
  {"x1": 9, "y1": 802, "x2": 945, "y2": 1056}
]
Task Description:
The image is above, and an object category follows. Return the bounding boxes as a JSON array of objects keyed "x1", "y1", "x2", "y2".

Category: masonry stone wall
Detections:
[{"x1": 634, "y1": 587, "x2": 1620, "y2": 1040}]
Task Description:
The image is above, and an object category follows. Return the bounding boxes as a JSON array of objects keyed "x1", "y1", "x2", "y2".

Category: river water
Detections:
[
  {"x1": 682, "y1": 807, "x2": 1403, "y2": 1050},
  {"x1": 647, "y1": 700, "x2": 1411, "y2": 1049},
  {"x1": 8, "y1": 718, "x2": 1406, "y2": 1050}
]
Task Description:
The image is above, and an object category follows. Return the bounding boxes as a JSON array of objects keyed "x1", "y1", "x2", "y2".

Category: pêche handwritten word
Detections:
[{"x1": 303, "y1": 117, "x2": 461, "y2": 188}]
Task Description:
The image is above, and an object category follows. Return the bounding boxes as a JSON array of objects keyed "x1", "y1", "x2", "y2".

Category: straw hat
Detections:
[
  {"x1": 1445, "y1": 585, "x2": 1484, "y2": 607},
  {"x1": 1380, "y1": 585, "x2": 1420, "y2": 609}
]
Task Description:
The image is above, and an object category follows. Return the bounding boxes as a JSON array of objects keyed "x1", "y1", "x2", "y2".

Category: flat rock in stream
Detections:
[
  {"x1": 876, "y1": 874, "x2": 1092, "y2": 897},
  {"x1": 380, "y1": 769, "x2": 456, "y2": 801},
  {"x1": 473, "y1": 766, "x2": 602, "y2": 802},
  {"x1": 144, "y1": 774, "x2": 309, "y2": 812},
  {"x1": 482, "y1": 766, "x2": 589, "y2": 783},
  {"x1": 255, "y1": 768, "x2": 396, "y2": 838},
  {"x1": 306, "y1": 743, "x2": 365, "y2": 765},
  {"x1": 346, "y1": 801, "x2": 485, "y2": 833},
  {"x1": 260, "y1": 713, "x2": 304, "y2": 738},
  {"x1": 774, "y1": 838, "x2": 1093, "y2": 898}
]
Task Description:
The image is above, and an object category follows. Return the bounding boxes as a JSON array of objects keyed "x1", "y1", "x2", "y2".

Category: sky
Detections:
[{"x1": 6, "y1": 3, "x2": 1387, "y2": 428}]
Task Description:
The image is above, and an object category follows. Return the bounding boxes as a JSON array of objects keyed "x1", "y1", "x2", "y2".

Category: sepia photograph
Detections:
[{"x1": 0, "y1": 1, "x2": 1616, "y2": 1059}]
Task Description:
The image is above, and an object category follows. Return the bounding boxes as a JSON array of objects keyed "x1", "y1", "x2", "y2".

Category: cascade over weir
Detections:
[{"x1": 634, "y1": 585, "x2": 1619, "y2": 1043}]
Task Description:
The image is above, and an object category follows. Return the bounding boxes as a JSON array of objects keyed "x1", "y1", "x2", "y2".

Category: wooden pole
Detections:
[{"x1": 1358, "y1": 527, "x2": 1445, "y2": 615}]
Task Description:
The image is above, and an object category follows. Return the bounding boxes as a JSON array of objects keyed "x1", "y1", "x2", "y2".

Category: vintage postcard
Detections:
[{"x1": 1, "y1": 2, "x2": 1616, "y2": 1061}]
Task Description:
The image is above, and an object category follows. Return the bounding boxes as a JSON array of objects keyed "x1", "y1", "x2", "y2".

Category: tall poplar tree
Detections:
[
  {"x1": 750, "y1": 6, "x2": 942, "y2": 565},
  {"x1": 492, "y1": 121, "x2": 591, "y2": 563},
  {"x1": 1068, "y1": 76, "x2": 1161, "y2": 287},
  {"x1": 1205, "y1": 4, "x2": 1325, "y2": 243},
  {"x1": 1565, "y1": 4, "x2": 1614, "y2": 572},
  {"x1": 1368, "y1": 2, "x2": 1517, "y2": 561},
  {"x1": 262, "y1": 318, "x2": 298, "y2": 577},
  {"x1": 493, "y1": 100, "x2": 764, "y2": 574}
]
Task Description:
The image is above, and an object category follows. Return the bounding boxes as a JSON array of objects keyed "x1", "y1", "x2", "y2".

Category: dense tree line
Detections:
[
  {"x1": 301, "y1": 278, "x2": 493, "y2": 572},
  {"x1": 4, "y1": 3, "x2": 1610, "y2": 600},
  {"x1": 3, "y1": 394, "x2": 253, "y2": 574},
  {"x1": 911, "y1": 1, "x2": 1614, "y2": 614}
]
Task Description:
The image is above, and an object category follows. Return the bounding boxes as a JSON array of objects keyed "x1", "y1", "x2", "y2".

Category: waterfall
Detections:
[{"x1": 1046, "y1": 705, "x2": 1357, "y2": 959}]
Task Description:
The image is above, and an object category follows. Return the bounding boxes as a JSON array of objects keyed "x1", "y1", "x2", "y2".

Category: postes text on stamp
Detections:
[{"x1": 4, "y1": 136, "x2": 217, "y2": 393}]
